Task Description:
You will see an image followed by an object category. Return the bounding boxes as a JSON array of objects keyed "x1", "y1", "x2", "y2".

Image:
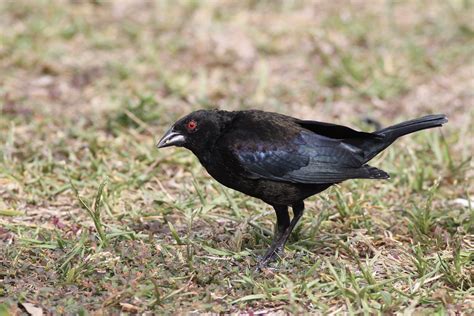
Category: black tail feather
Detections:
[
  {"x1": 361, "y1": 114, "x2": 447, "y2": 162},
  {"x1": 375, "y1": 114, "x2": 448, "y2": 141},
  {"x1": 364, "y1": 165, "x2": 390, "y2": 180}
]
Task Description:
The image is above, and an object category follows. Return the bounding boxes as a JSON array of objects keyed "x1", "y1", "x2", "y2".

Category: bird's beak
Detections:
[{"x1": 156, "y1": 128, "x2": 186, "y2": 148}]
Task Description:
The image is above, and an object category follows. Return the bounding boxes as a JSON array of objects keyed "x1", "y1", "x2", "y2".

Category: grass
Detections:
[{"x1": 0, "y1": 0, "x2": 473, "y2": 314}]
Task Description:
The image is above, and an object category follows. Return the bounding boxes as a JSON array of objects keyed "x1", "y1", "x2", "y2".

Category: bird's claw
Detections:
[{"x1": 255, "y1": 246, "x2": 284, "y2": 271}]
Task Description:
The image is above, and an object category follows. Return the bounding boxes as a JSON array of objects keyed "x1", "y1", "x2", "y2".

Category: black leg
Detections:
[
  {"x1": 257, "y1": 205, "x2": 289, "y2": 267},
  {"x1": 257, "y1": 201, "x2": 305, "y2": 269},
  {"x1": 274, "y1": 204, "x2": 290, "y2": 237},
  {"x1": 277, "y1": 201, "x2": 305, "y2": 249}
]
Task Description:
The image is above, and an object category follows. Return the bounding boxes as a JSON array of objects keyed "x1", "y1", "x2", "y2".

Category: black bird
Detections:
[{"x1": 157, "y1": 110, "x2": 447, "y2": 267}]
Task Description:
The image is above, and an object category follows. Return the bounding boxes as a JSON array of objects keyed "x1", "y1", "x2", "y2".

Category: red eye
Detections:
[{"x1": 186, "y1": 120, "x2": 197, "y2": 132}]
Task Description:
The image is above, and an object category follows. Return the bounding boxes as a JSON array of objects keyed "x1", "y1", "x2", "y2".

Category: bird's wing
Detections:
[
  {"x1": 223, "y1": 129, "x2": 388, "y2": 184},
  {"x1": 296, "y1": 119, "x2": 381, "y2": 140}
]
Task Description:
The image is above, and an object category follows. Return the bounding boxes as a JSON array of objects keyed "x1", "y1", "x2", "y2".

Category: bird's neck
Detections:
[{"x1": 193, "y1": 148, "x2": 214, "y2": 165}]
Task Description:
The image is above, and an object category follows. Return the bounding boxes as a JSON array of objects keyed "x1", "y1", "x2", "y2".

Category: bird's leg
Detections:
[
  {"x1": 275, "y1": 201, "x2": 305, "y2": 252},
  {"x1": 258, "y1": 205, "x2": 289, "y2": 267},
  {"x1": 258, "y1": 202, "x2": 305, "y2": 268}
]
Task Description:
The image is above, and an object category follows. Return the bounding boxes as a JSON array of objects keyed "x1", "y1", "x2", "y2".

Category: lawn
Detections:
[{"x1": 0, "y1": 0, "x2": 473, "y2": 314}]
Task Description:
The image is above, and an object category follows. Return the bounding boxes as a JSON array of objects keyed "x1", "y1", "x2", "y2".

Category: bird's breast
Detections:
[{"x1": 197, "y1": 153, "x2": 331, "y2": 206}]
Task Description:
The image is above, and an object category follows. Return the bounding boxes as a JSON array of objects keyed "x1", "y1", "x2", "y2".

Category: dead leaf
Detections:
[
  {"x1": 432, "y1": 288, "x2": 453, "y2": 305},
  {"x1": 120, "y1": 302, "x2": 139, "y2": 313},
  {"x1": 20, "y1": 303, "x2": 43, "y2": 316}
]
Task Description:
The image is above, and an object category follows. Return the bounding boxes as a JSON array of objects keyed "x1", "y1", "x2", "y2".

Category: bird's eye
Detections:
[{"x1": 186, "y1": 120, "x2": 198, "y2": 132}]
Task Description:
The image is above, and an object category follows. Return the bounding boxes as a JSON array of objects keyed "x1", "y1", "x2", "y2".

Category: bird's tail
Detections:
[
  {"x1": 375, "y1": 114, "x2": 448, "y2": 140},
  {"x1": 362, "y1": 114, "x2": 447, "y2": 162}
]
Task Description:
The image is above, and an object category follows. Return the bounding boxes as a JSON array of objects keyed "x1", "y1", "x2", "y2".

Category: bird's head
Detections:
[{"x1": 157, "y1": 109, "x2": 233, "y2": 153}]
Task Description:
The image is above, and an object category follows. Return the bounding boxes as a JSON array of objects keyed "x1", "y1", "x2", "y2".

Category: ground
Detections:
[{"x1": 0, "y1": 0, "x2": 473, "y2": 314}]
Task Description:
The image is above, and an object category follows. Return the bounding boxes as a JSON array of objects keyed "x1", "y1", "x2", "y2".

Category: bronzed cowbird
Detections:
[{"x1": 157, "y1": 110, "x2": 447, "y2": 268}]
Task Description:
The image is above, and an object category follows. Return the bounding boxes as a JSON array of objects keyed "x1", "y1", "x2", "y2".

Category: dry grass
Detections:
[{"x1": 0, "y1": 0, "x2": 473, "y2": 314}]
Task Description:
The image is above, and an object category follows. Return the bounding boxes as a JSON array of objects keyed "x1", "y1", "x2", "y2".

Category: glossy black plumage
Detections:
[{"x1": 157, "y1": 109, "x2": 447, "y2": 267}]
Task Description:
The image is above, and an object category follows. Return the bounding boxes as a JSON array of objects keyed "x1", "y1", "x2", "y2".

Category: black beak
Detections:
[{"x1": 156, "y1": 127, "x2": 186, "y2": 148}]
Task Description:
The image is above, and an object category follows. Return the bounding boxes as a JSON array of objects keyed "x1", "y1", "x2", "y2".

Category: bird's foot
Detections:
[{"x1": 255, "y1": 245, "x2": 284, "y2": 271}]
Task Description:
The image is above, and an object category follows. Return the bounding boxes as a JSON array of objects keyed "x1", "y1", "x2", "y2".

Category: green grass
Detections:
[{"x1": 1, "y1": 0, "x2": 473, "y2": 314}]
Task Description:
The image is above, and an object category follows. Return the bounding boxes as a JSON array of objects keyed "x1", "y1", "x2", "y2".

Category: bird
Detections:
[{"x1": 157, "y1": 109, "x2": 447, "y2": 268}]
